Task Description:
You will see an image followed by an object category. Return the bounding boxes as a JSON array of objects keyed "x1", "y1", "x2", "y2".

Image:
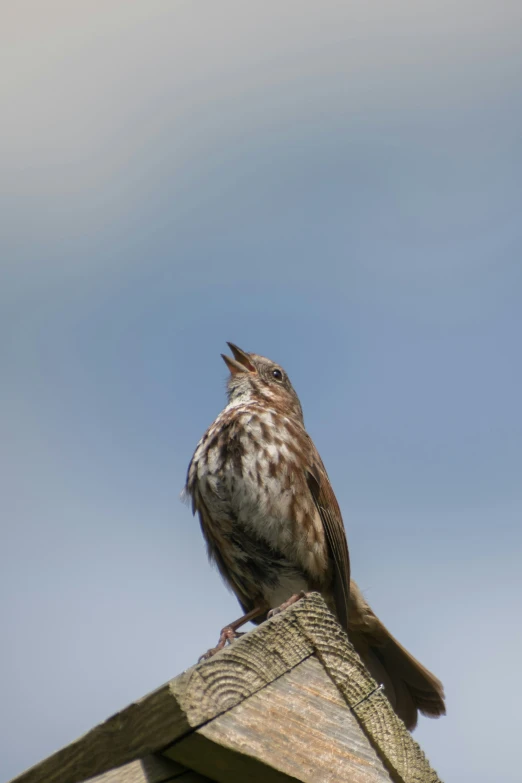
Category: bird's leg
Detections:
[
  {"x1": 199, "y1": 605, "x2": 267, "y2": 661},
  {"x1": 267, "y1": 590, "x2": 309, "y2": 618}
]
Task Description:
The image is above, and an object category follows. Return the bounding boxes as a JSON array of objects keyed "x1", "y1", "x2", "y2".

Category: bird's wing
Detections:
[{"x1": 306, "y1": 447, "x2": 351, "y2": 632}]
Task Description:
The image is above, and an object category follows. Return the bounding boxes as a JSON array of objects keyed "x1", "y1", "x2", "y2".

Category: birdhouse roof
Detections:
[{"x1": 9, "y1": 594, "x2": 441, "y2": 783}]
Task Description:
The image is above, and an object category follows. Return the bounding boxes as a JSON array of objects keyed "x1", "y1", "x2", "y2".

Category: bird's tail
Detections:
[{"x1": 348, "y1": 580, "x2": 446, "y2": 731}]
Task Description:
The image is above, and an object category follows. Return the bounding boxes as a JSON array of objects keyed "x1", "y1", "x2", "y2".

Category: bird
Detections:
[{"x1": 184, "y1": 342, "x2": 445, "y2": 730}]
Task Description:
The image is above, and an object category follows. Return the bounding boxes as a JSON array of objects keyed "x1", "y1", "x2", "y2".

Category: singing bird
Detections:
[{"x1": 184, "y1": 343, "x2": 445, "y2": 730}]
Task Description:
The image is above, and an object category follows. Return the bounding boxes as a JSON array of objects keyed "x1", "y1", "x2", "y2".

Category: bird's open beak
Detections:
[{"x1": 221, "y1": 342, "x2": 256, "y2": 375}]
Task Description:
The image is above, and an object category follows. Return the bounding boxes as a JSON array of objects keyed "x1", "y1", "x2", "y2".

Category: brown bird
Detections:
[{"x1": 184, "y1": 343, "x2": 445, "y2": 730}]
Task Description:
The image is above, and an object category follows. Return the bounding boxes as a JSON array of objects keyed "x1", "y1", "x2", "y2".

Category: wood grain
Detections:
[
  {"x1": 285, "y1": 594, "x2": 442, "y2": 783},
  {"x1": 166, "y1": 656, "x2": 392, "y2": 783},
  {"x1": 85, "y1": 756, "x2": 215, "y2": 783},
  {"x1": 8, "y1": 675, "x2": 193, "y2": 783},
  {"x1": 85, "y1": 757, "x2": 215, "y2": 783},
  {"x1": 85, "y1": 755, "x2": 187, "y2": 783},
  {"x1": 179, "y1": 607, "x2": 314, "y2": 728},
  {"x1": 8, "y1": 605, "x2": 312, "y2": 783},
  {"x1": 9, "y1": 594, "x2": 442, "y2": 783}
]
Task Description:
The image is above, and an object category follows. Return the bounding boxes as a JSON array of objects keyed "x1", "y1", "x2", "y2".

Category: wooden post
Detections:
[{"x1": 9, "y1": 594, "x2": 442, "y2": 783}]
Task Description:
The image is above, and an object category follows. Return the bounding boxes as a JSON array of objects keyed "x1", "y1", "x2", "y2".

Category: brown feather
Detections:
[
  {"x1": 306, "y1": 458, "x2": 351, "y2": 632},
  {"x1": 348, "y1": 580, "x2": 446, "y2": 730}
]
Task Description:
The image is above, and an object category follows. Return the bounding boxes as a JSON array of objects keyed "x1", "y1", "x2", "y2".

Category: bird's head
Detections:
[{"x1": 222, "y1": 342, "x2": 304, "y2": 423}]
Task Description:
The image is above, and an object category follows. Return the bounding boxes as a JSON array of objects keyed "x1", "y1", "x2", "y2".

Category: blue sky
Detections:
[{"x1": 2, "y1": 3, "x2": 522, "y2": 781}]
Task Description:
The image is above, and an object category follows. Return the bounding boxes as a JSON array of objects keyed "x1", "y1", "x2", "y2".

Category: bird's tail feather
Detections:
[{"x1": 348, "y1": 581, "x2": 446, "y2": 731}]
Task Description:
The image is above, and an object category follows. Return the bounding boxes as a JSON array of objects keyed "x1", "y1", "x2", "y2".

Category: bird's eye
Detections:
[{"x1": 272, "y1": 369, "x2": 283, "y2": 381}]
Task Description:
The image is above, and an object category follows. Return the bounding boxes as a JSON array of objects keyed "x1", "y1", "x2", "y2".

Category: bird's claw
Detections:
[
  {"x1": 198, "y1": 625, "x2": 240, "y2": 661},
  {"x1": 267, "y1": 591, "x2": 308, "y2": 619}
]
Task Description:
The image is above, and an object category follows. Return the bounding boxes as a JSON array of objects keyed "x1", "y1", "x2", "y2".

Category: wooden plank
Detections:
[
  {"x1": 8, "y1": 606, "x2": 313, "y2": 783},
  {"x1": 167, "y1": 734, "x2": 299, "y2": 783},
  {"x1": 8, "y1": 678, "x2": 192, "y2": 783},
  {"x1": 9, "y1": 594, "x2": 441, "y2": 783},
  {"x1": 165, "y1": 656, "x2": 392, "y2": 783},
  {"x1": 84, "y1": 755, "x2": 215, "y2": 783},
  {"x1": 85, "y1": 755, "x2": 187, "y2": 783},
  {"x1": 284, "y1": 594, "x2": 442, "y2": 783}
]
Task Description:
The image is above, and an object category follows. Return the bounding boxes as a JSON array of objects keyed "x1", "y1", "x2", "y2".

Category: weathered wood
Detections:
[
  {"x1": 85, "y1": 755, "x2": 189, "y2": 783},
  {"x1": 9, "y1": 606, "x2": 313, "y2": 783},
  {"x1": 284, "y1": 595, "x2": 441, "y2": 783},
  {"x1": 166, "y1": 656, "x2": 392, "y2": 783},
  {"x1": 8, "y1": 677, "x2": 192, "y2": 783},
  {"x1": 9, "y1": 594, "x2": 441, "y2": 783},
  {"x1": 84, "y1": 757, "x2": 214, "y2": 783},
  {"x1": 168, "y1": 733, "x2": 299, "y2": 783}
]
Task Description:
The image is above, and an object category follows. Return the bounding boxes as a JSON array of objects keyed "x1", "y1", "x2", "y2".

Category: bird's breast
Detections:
[{"x1": 188, "y1": 405, "x2": 328, "y2": 580}]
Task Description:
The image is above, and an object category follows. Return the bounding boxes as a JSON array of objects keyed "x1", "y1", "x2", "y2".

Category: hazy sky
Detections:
[{"x1": 2, "y1": 3, "x2": 522, "y2": 781}]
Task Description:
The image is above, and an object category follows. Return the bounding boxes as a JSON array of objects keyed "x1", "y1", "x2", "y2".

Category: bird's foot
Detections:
[
  {"x1": 198, "y1": 605, "x2": 268, "y2": 662},
  {"x1": 267, "y1": 591, "x2": 309, "y2": 619},
  {"x1": 198, "y1": 625, "x2": 240, "y2": 661}
]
